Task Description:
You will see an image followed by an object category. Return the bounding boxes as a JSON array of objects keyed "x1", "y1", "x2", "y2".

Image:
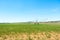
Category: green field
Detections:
[{"x1": 0, "y1": 23, "x2": 60, "y2": 34}]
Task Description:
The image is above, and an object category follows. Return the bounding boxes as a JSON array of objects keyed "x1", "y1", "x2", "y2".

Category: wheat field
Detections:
[{"x1": 0, "y1": 32, "x2": 60, "y2": 40}]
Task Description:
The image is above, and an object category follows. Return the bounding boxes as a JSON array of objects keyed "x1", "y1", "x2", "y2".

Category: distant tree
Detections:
[{"x1": 34, "y1": 20, "x2": 39, "y2": 25}]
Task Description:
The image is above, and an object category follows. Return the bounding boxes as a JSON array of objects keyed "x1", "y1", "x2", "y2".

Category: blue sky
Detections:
[{"x1": 0, "y1": 0, "x2": 60, "y2": 22}]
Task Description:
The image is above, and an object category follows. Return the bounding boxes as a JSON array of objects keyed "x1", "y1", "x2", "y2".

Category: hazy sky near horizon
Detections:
[{"x1": 0, "y1": 0, "x2": 60, "y2": 22}]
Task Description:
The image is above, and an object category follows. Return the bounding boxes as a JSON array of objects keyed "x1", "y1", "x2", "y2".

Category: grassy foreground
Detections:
[
  {"x1": 0, "y1": 23, "x2": 60, "y2": 34},
  {"x1": 0, "y1": 23, "x2": 60, "y2": 40}
]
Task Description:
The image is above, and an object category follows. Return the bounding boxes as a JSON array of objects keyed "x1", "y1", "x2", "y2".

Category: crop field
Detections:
[{"x1": 0, "y1": 23, "x2": 60, "y2": 40}]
